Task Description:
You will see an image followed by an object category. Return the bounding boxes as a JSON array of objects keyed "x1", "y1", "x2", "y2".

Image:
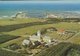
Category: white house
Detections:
[
  {"x1": 46, "y1": 14, "x2": 58, "y2": 18},
  {"x1": 22, "y1": 39, "x2": 30, "y2": 46},
  {"x1": 15, "y1": 12, "x2": 27, "y2": 19}
]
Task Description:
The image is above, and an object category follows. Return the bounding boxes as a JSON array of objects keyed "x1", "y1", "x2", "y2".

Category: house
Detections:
[
  {"x1": 46, "y1": 14, "x2": 58, "y2": 18},
  {"x1": 57, "y1": 29, "x2": 65, "y2": 35},
  {"x1": 46, "y1": 27, "x2": 57, "y2": 32},
  {"x1": 15, "y1": 12, "x2": 27, "y2": 19},
  {"x1": 22, "y1": 38, "x2": 34, "y2": 48},
  {"x1": 22, "y1": 39, "x2": 30, "y2": 46}
]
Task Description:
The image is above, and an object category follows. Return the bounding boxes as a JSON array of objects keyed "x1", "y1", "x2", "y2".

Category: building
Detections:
[
  {"x1": 57, "y1": 29, "x2": 65, "y2": 35},
  {"x1": 22, "y1": 39, "x2": 30, "y2": 46},
  {"x1": 22, "y1": 30, "x2": 60, "y2": 48},
  {"x1": 15, "y1": 12, "x2": 27, "y2": 19},
  {"x1": 37, "y1": 30, "x2": 41, "y2": 38},
  {"x1": 46, "y1": 14, "x2": 58, "y2": 18},
  {"x1": 29, "y1": 30, "x2": 41, "y2": 42},
  {"x1": 29, "y1": 30, "x2": 51, "y2": 43},
  {"x1": 46, "y1": 27, "x2": 57, "y2": 32}
]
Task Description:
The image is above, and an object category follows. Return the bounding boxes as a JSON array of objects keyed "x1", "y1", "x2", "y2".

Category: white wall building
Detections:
[
  {"x1": 22, "y1": 39, "x2": 30, "y2": 46},
  {"x1": 29, "y1": 30, "x2": 41, "y2": 42},
  {"x1": 46, "y1": 14, "x2": 58, "y2": 18},
  {"x1": 15, "y1": 12, "x2": 27, "y2": 19}
]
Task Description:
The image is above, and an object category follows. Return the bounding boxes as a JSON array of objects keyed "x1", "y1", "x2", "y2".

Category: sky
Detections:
[
  {"x1": 0, "y1": 0, "x2": 80, "y2": 1},
  {"x1": 0, "y1": 1, "x2": 80, "y2": 4}
]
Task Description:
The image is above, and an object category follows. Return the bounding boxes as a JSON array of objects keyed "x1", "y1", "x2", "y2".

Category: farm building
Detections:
[{"x1": 57, "y1": 29, "x2": 65, "y2": 35}]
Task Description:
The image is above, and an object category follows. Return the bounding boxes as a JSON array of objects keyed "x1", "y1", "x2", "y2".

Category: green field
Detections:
[
  {"x1": 0, "y1": 34, "x2": 20, "y2": 44},
  {"x1": 0, "y1": 18, "x2": 80, "y2": 56},
  {"x1": 0, "y1": 48, "x2": 24, "y2": 56},
  {"x1": 35, "y1": 42, "x2": 80, "y2": 56},
  {"x1": 0, "y1": 18, "x2": 80, "y2": 46}
]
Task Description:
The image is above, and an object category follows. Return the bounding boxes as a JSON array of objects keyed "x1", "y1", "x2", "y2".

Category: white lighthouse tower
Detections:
[{"x1": 37, "y1": 30, "x2": 41, "y2": 38}]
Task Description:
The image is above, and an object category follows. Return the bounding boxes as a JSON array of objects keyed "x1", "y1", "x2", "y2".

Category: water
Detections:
[{"x1": 0, "y1": 2, "x2": 80, "y2": 18}]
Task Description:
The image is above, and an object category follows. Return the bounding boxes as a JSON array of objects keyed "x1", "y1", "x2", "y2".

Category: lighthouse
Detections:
[{"x1": 37, "y1": 30, "x2": 41, "y2": 38}]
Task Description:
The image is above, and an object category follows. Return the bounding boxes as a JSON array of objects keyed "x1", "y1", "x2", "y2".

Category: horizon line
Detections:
[{"x1": 1, "y1": 1, "x2": 80, "y2": 4}]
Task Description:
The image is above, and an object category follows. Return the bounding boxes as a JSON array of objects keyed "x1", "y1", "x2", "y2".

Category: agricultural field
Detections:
[
  {"x1": 0, "y1": 34, "x2": 19, "y2": 44},
  {"x1": 0, "y1": 48, "x2": 24, "y2": 56},
  {"x1": 0, "y1": 18, "x2": 80, "y2": 56},
  {"x1": 35, "y1": 42, "x2": 80, "y2": 56}
]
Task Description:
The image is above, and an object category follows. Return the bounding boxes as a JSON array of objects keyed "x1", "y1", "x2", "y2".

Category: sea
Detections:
[{"x1": 0, "y1": 1, "x2": 80, "y2": 18}]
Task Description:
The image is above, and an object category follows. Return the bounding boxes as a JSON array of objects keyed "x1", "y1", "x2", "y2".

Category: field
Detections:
[
  {"x1": 0, "y1": 34, "x2": 20, "y2": 44},
  {"x1": 35, "y1": 42, "x2": 80, "y2": 56},
  {"x1": 0, "y1": 18, "x2": 80, "y2": 56},
  {"x1": 0, "y1": 48, "x2": 24, "y2": 56}
]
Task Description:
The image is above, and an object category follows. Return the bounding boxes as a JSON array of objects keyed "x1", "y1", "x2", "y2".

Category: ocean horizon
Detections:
[{"x1": 0, "y1": 1, "x2": 80, "y2": 18}]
